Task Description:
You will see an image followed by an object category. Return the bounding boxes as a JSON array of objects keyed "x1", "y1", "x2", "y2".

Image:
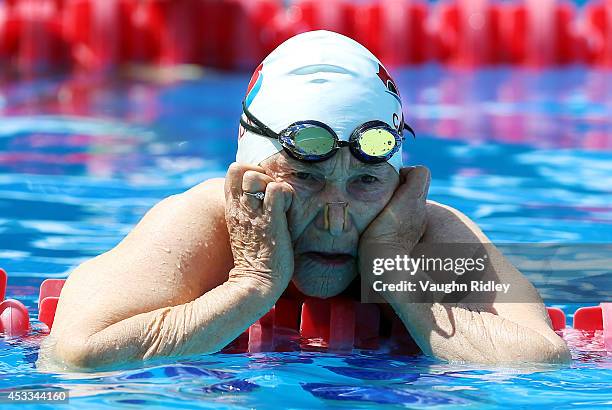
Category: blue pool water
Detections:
[{"x1": 0, "y1": 66, "x2": 611, "y2": 408}]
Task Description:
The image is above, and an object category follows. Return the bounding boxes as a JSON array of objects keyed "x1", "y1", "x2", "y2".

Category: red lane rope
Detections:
[
  {"x1": 0, "y1": 269, "x2": 610, "y2": 354},
  {"x1": 0, "y1": 0, "x2": 611, "y2": 76}
]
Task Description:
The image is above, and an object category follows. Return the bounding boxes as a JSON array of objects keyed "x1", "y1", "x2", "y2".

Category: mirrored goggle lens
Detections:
[
  {"x1": 358, "y1": 128, "x2": 398, "y2": 157},
  {"x1": 292, "y1": 126, "x2": 336, "y2": 156}
]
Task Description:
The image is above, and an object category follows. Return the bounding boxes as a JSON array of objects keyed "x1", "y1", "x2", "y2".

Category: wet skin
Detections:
[
  {"x1": 261, "y1": 151, "x2": 399, "y2": 297},
  {"x1": 38, "y1": 149, "x2": 570, "y2": 370}
]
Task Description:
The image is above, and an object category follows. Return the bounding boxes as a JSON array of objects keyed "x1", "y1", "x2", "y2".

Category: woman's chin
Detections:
[{"x1": 291, "y1": 258, "x2": 357, "y2": 298}]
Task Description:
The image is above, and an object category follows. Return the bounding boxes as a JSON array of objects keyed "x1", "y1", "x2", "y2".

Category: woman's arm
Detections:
[
  {"x1": 389, "y1": 201, "x2": 571, "y2": 363},
  {"x1": 40, "y1": 165, "x2": 295, "y2": 370},
  {"x1": 49, "y1": 274, "x2": 279, "y2": 369}
]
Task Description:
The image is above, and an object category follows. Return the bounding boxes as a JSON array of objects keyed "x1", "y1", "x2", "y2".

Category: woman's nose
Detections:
[
  {"x1": 323, "y1": 201, "x2": 349, "y2": 236},
  {"x1": 312, "y1": 181, "x2": 352, "y2": 236}
]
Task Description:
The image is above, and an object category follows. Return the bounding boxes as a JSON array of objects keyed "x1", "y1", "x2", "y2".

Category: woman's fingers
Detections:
[
  {"x1": 361, "y1": 166, "x2": 430, "y2": 252},
  {"x1": 398, "y1": 166, "x2": 430, "y2": 242},
  {"x1": 397, "y1": 165, "x2": 430, "y2": 201},
  {"x1": 241, "y1": 170, "x2": 274, "y2": 209},
  {"x1": 224, "y1": 164, "x2": 295, "y2": 293},
  {"x1": 224, "y1": 162, "x2": 266, "y2": 202},
  {"x1": 263, "y1": 181, "x2": 294, "y2": 215}
]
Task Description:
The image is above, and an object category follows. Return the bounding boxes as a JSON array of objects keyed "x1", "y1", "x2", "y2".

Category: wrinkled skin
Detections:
[
  {"x1": 260, "y1": 150, "x2": 403, "y2": 297},
  {"x1": 38, "y1": 148, "x2": 570, "y2": 371}
]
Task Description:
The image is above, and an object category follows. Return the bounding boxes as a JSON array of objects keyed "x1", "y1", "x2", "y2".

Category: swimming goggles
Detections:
[{"x1": 240, "y1": 100, "x2": 416, "y2": 163}]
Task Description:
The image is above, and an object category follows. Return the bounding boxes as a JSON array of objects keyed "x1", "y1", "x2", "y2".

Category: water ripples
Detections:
[{"x1": 0, "y1": 68, "x2": 610, "y2": 408}]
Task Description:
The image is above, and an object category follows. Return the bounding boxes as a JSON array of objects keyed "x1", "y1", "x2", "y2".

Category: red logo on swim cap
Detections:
[
  {"x1": 245, "y1": 62, "x2": 263, "y2": 103},
  {"x1": 376, "y1": 63, "x2": 401, "y2": 102},
  {"x1": 246, "y1": 63, "x2": 262, "y2": 94},
  {"x1": 240, "y1": 62, "x2": 264, "y2": 140}
]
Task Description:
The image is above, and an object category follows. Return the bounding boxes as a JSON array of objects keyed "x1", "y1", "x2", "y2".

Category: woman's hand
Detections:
[
  {"x1": 224, "y1": 163, "x2": 295, "y2": 297},
  {"x1": 358, "y1": 166, "x2": 430, "y2": 304},
  {"x1": 359, "y1": 166, "x2": 430, "y2": 255}
]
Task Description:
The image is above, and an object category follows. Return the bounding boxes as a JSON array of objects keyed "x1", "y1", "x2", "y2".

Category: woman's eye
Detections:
[
  {"x1": 290, "y1": 171, "x2": 325, "y2": 191},
  {"x1": 294, "y1": 171, "x2": 313, "y2": 180},
  {"x1": 359, "y1": 175, "x2": 379, "y2": 184}
]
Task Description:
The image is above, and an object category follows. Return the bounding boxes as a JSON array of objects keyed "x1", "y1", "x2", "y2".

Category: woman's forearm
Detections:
[
  {"x1": 54, "y1": 278, "x2": 278, "y2": 369},
  {"x1": 390, "y1": 301, "x2": 571, "y2": 364}
]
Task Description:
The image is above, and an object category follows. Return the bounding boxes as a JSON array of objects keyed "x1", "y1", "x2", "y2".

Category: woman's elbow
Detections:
[
  {"x1": 43, "y1": 333, "x2": 100, "y2": 370},
  {"x1": 542, "y1": 337, "x2": 571, "y2": 363}
]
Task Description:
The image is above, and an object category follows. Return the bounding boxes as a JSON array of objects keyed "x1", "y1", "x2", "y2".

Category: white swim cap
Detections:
[{"x1": 236, "y1": 30, "x2": 405, "y2": 173}]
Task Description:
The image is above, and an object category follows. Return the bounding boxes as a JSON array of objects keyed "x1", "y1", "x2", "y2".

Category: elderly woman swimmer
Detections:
[{"x1": 39, "y1": 31, "x2": 570, "y2": 370}]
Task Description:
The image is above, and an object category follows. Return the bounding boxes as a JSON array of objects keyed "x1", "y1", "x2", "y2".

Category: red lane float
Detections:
[
  {"x1": 63, "y1": 0, "x2": 132, "y2": 71},
  {"x1": 0, "y1": 269, "x2": 610, "y2": 354},
  {"x1": 38, "y1": 278, "x2": 65, "y2": 329},
  {"x1": 434, "y1": 0, "x2": 503, "y2": 66},
  {"x1": 546, "y1": 306, "x2": 566, "y2": 331},
  {"x1": 583, "y1": 0, "x2": 612, "y2": 67},
  {"x1": 553, "y1": 303, "x2": 612, "y2": 351},
  {"x1": 284, "y1": 0, "x2": 428, "y2": 66},
  {"x1": 301, "y1": 297, "x2": 357, "y2": 351},
  {"x1": 574, "y1": 305, "x2": 604, "y2": 331},
  {"x1": 223, "y1": 297, "x2": 384, "y2": 354},
  {"x1": 503, "y1": 0, "x2": 578, "y2": 66},
  {"x1": 571, "y1": 304, "x2": 612, "y2": 352},
  {"x1": 0, "y1": 0, "x2": 70, "y2": 75},
  {"x1": 247, "y1": 305, "x2": 276, "y2": 352},
  {"x1": 284, "y1": 0, "x2": 356, "y2": 39},
  {"x1": 1, "y1": 0, "x2": 611, "y2": 73},
  {"x1": 353, "y1": 0, "x2": 429, "y2": 66},
  {"x1": 140, "y1": 0, "x2": 201, "y2": 66},
  {"x1": 0, "y1": 268, "x2": 30, "y2": 337},
  {"x1": 227, "y1": 0, "x2": 284, "y2": 71},
  {"x1": 355, "y1": 302, "x2": 381, "y2": 350},
  {"x1": 0, "y1": 299, "x2": 30, "y2": 337}
]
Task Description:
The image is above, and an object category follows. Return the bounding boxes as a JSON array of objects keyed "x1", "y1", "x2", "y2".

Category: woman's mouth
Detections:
[{"x1": 303, "y1": 252, "x2": 354, "y2": 266}]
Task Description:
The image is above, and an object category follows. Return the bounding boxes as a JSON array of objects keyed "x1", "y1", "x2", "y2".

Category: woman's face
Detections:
[{"x1": 261, "y1": 149, "x2": 399, "y2": 298}]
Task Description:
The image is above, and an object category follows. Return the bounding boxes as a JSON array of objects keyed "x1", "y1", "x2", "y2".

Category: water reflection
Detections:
[{"x1": 0, "y1": 67, "x2": 610, "y2": 286}]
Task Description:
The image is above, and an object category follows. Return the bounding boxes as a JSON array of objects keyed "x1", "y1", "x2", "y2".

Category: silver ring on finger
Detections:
[{"x1": 244, "y1": 191, "x2": 265, "y2": 201}]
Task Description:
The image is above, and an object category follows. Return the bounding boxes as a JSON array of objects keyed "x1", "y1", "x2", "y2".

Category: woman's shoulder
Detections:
[
  {"x1": 423, "y1": 200, "x2": 488, "y2": 243},
  {"x1": 182, "y1": 177, "x2": 226, "y2": 207}
]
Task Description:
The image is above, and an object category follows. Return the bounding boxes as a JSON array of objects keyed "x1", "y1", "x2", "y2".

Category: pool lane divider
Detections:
[
  {"x1": 0, "y1": 268, "x2": 610, "y2": 353},
  {"x1": 0, "y1": 269, "x2": 66, "y2": 337},
  {"x1": 0, "y1": 268, "x2": 30, "y2": 337},
  {"x1": 38, "y1": 279, "x2": 65, "y2": 330},
  {"x1": 546, "y1": 307, "x2": 566, "y2": 331},
  {"x1": 548, "y1": 305, "x2": 612, "y2": 350},
  {"x1": 1, "y1": 0, "x2": 612, "y2": 75},
  {"x1": 223, "y1": 296, "x2": 407, "y2": 354}
]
